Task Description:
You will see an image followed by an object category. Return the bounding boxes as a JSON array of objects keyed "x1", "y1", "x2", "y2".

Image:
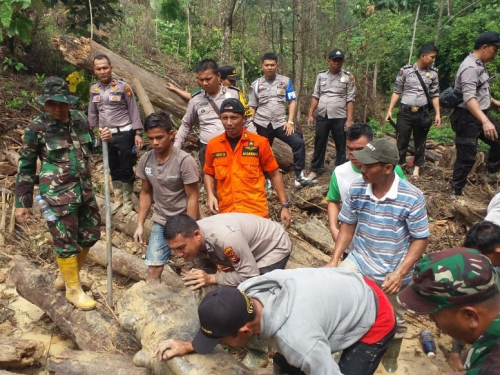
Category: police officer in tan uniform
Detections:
[
  {"x1": 249, "y1": 52, "x2": 316, "y2": 188},
  {"x1": 174, "y1": 59, "x2": 255, "y2": 171},
  {"x1": 450, "y1": 32, "x2": 500, "y2": 196},
  {"x1": 385, "y1": 44, "x2": 440, "y2": 177},
  {"x1": 88, "y1": 54, "x2": 143, "y2": 215},
  {"x1": 307, "y1": 49, "x2": 356, "y2": 179},
  {"x1": 164, "y1": 212, "x2": 292, "y2": 289}
]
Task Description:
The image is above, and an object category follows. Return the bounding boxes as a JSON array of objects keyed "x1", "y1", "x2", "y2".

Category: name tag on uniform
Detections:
[
  {"x1": 92, "y1": 95, "x2": 101, "y2": 103},
  {"x1": 145, "y1": 167, "x2": 152, "y2": 176},
  {"x1": 212, "y1": 152, "x2": 227, "y2": 158},
  {"x1": 110, "y1": 95, "x2": 121, "y2": 101},
  {"x1": 277, "y1": 89, "x2": 285, "y2": 95},
  {"x1": 242, "y1": 146, "x2": 259, "y2": 157}
]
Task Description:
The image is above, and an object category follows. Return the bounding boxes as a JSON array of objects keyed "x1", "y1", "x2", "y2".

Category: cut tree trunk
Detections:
[
  {"x1": 47, "y1": 350, "x2": 149, "y2": 375},
  {"x1": 87, "y1": 241, "x2": 184, "y2": 288},
  {"x1": 272, "y1": 139, "x2": 294, "y2": 171},
  {"x1": 386, "y1": 132, "x2": 441, "y2": 163},
  {"x1": 291, "y1": 185, "x2": 329, "y2": 211},
  {"x1": 51, "y1": 36, "x2": 188, "y2": 119},
  {"x1": 451, "y1": 199, "x2": 487, "y2": 228},
  {"x1": 117, "y1": 282, "x2": 268, "y2": 375},
  {"x1": 0, "y1": 339, "x2": 45, "y2": 367},
  {"x1": 295, "y1": 218, "x2": 335, "y2": 255},
  {"x1": 8, "y1": 256, "x2": 140, "y2": 355},
  {"x1": 288, "y1": 235, "x2": 330, "y2": 267}
]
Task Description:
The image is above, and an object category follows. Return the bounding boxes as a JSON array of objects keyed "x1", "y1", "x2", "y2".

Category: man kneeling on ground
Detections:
[
  {"x1": 155, "y1": 267, "x2": 396, "y2": 375},
  {"x1": 164, "y1": 213, "x2": 292, "y2": 289}
]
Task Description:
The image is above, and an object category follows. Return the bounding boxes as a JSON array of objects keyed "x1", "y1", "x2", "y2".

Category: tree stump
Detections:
[{"x1": 0, "y1": 339, "x2": 45, "y2": 367}]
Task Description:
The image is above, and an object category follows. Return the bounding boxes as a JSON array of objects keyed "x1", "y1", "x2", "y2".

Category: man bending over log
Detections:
[
  {"x1": 133, "y1": 111, "x2": 199, "y2": 282},
  {"x1": 154, "y1": 268, "x2": 396, "y2": 375},
  {"x1": 15, "y1": 77, "x2": 112, "y2": 310},
  {"x1": 164, "y1": 213, "x2": 291, "y2": 289}
]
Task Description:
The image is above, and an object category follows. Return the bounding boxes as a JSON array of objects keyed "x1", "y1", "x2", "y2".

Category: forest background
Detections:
[{"x1": 1, "y1": 0, "x2": 500, "y2": 144}]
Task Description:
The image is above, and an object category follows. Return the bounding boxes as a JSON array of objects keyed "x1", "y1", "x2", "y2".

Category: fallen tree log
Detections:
[
  {"x1": 8, "y1": 256, "x2": 140, "y2": 355},
  {"x1": 51, "y1": 36, "x2": 187, "y2": 119},
  {"x1": 117, "y1": 281, "x2": 268, "y2": 375},
  {"x1": 288, "y1": 235, "x2": 330, "y2": 267},
  {"x1": 385, "y1": 132, "x2": 441, "y2": 163},
  {"x1": 295, "y1": 218, "x2": 335, "y2": 255},
  {"x1": 451, "y1": 199, "x2": 487, "y2": 228},
  {"x1": 271, "y1": 139, "x2": 293, "y2": 172},
  {"x1": 0, "y1": 339, "x2": 45, "y2": 367},
  {"x1": 291, "y1": 185, "x2": 329, "y2": 211},
  {"x1": 47, "y1": 350, "x2": 149, "y2": 375},
  {"x1": 87, "y1": 241, "x2": 183, "y2": 287}
]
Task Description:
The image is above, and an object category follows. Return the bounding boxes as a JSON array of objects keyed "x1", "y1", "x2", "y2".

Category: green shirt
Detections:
[
  {"x1": 327, "y1": 162, "x2": 407, "y2": 202},
  {"x1": 465, "y1": 313, "x2": 500, "y2": 374}
]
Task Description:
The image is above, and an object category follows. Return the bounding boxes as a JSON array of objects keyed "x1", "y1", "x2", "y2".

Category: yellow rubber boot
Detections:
[
  {"x1": 56, "y1": 256, "x2": 96, "y2": 310},
  {"x1": 54, "y1": 247, "x2": 91, "y2": 290}
]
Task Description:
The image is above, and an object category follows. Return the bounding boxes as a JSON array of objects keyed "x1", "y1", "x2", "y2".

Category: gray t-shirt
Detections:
[{"x1": 136, "y1": 147, "x2": 199, "y2": 226}]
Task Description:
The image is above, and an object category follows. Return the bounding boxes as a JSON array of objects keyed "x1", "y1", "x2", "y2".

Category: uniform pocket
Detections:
[
  {"x1": 214, "y1": 158, "x2": 229, "y2": 180},
  {"x1": 46, "y1": 138, "x2": 70, "y2": 163}
]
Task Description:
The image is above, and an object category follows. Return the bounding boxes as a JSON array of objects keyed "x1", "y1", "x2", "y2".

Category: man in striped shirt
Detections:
[{"x1": 325, "y1": 138, "x2": 428, "y2": 371}]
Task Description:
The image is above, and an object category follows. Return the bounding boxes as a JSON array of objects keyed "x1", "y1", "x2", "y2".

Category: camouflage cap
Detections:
[
  {"x1": 398, "y1": 247, "x2": 500, "y2": 314},
  {"x1": 35, "y1": 76, "x2": 79, "y2": 105}
]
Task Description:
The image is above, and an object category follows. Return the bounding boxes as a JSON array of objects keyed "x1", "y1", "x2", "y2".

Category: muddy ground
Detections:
[{"x1": 0, "y1": 73, "x2": 493, "y2": 374}]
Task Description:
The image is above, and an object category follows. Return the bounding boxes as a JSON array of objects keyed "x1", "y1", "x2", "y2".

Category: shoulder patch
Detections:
[
  {"x1": 223, "y1": 246, "x2": 240, "y2": 264},
  {"x1": 124, "y1": 85, "x2": 132, "y2": 97}
]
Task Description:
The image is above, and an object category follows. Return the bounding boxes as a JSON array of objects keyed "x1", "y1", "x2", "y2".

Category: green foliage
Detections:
[
  {"x1": 3, "y1": 57, "x2": 27, "y2": 72},
  {"x1": 150, "y1": 0, "x2": 181, "y2": 21},
  {"x1": 34, "y1": 73, "x2": 46, "y2": 87},
  {"x1": 6, "y1": 97, "x2": 24, "y2": 109},
  {"x1": 0, "y1": 0, "x2": 34, "y2": 44}
]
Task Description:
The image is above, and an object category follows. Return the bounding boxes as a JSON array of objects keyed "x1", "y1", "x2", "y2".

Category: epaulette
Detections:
[
  {"x1": 319, "y1": 69, "x2": 328, "y2": 73},
  {"x1": 228, "y1": 85, "x2": 241, "y2": 92},
  {"x1": 191, "y1": 90, "x2": 203, "y2": 98},
  {"x1": 430, "y1": 66, "x2": 438, "y2": 72},
  {"x1": 342, "y1": 70, "x2": 352, "y2": 76},
  {"x1": 402, "y1": 65, "x2": 413, "y2": 69}
]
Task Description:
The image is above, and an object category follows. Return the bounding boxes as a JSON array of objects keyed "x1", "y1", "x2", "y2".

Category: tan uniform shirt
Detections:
[
  {"x1": 136, "y1": 147, "x2": 199, "y2": 226},
  {"x1": 174, "y1": 85, "x2": 255, "y2": 148},
  {"x1": 394, "y1": 64, "x2": 439, "y2": 107},
  {"x1": 196, "y1": 213, "x2": 292, "y2": 286},
  {"x1": 455, "y1": 53, "x2": 491, "y2": 110},
  {"x1": 249, "y1": 74, "x2": 296, "y2": 129},
  {"x1": 312, "y1": 69, "x2": 356, "y2": 118},
  {"x1": 88, "y1": 78, "x2": 142, "y2": 130}
]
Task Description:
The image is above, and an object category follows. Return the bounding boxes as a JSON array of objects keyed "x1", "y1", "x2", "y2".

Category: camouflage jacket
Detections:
[
  {"x1": 465, "y1": 313, "x2": 500, "y2": 374},
  {"x1": 15, "y1": 110, "x2": 100, "y2": 208}
]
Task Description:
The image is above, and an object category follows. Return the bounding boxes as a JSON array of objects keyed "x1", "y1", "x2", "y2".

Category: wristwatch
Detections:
[
  {"x1": 287, "y1": 120, "x2": 294, "y2": 125},
  {"x1": 281, "y1": 202, "x2": 290, "y2": 209}
]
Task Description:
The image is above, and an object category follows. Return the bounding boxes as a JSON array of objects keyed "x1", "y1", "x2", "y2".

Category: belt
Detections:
[
  {"x1": 109, "y1": 124, "x2": 133, "y2": 133},
  {"x1": 400, "y1": 104, "x2": 428, "y2": 113}
]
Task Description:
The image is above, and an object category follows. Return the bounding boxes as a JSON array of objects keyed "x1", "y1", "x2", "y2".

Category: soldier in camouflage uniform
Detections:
[
  {"x1": 15, "y1": 77, "x2": 111, "y2": 311},
  {"x1": 398, "y1": 247, "x2": 500, "y2": 374}
]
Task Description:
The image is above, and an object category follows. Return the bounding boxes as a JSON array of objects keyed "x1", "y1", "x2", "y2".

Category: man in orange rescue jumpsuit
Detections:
[{"x1": 203, "y1": 98, "x2": 291, "y2": 227}]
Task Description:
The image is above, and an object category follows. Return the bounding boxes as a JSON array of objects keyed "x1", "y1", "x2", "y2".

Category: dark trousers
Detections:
[
  {"x1": 311, "y1": 116, "x2": 347, "y2": 171},
  {"x1": 273, "y1": 321, "x2": 396, "y2": 375},
  {"x1": 258, "y1": 255, "x2": 290, "y2": 275},
  {"x1": 198, "y1": 140, "x2": 207, "y2": 179},
  {"x1": 396, "y1": 106, "x2": 431, "y2": 167},
  {"x1": 256, "y1": 123, "x2": 306, "y2": 171},
  {"x1": 109, "y1": 129, "x2": 137, "y2": 183},
  {"x1": 450, "y1": 107, "x2": 500, "y2": 193}
]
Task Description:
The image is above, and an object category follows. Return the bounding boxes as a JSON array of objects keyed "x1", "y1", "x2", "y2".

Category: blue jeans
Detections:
[{"x1": 145, "y1": 222, "x2": 171, "y2": 266}]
